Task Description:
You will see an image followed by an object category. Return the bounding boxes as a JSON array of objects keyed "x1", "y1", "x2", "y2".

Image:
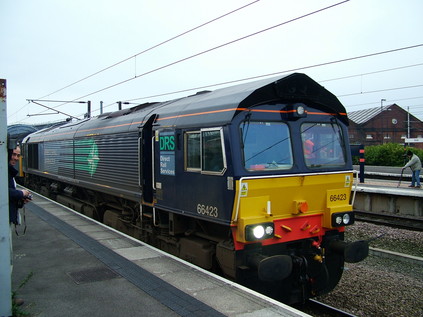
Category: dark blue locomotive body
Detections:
[{"x1": 22, "y1": 73, "x2": 368, "y2": 303}]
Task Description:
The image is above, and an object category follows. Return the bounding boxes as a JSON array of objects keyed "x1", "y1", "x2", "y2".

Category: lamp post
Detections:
[
  {"x1": 380, "y1": 98, "x2": 386, "y2": 111},
  {"x1": 380, "y1": 99, "x2": 386, "y2": 143}
]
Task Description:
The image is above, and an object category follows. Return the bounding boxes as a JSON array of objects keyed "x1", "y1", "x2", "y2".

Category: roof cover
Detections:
[
  {"x1": 348, "y1": 105, "x2": 392, "y2": 124},
  {"x1": 7, "y1": 124, "x2": 38, "y2": 140},
  {"x1": 152, "y1": 73, "x2": 348, "y2": 127}
]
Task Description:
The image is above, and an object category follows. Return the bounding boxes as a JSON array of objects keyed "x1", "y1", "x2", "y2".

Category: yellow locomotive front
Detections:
[{"x1": 220, "y1": 104, "x2": 368, "y2": 303}]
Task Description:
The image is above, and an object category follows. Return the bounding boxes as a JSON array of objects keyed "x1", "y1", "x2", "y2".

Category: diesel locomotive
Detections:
[{"x1": 22, "y1": 73, "x2": 368, "y2": 303}]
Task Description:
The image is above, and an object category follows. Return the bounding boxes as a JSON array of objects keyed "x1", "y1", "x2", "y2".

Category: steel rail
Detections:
[
  {"x1": 299, "y1": 299, "x2": 358, "y2": 317},
  {"x1": 354, "y1": 210, "x2": 423, "y2": 231}
]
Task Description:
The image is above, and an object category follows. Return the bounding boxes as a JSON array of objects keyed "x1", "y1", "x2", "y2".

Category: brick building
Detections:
[{"x1": 347, "y1": 104, "x2": 423, "y2": 149}]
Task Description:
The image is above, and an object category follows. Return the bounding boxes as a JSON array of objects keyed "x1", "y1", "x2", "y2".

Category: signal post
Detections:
[{"x1": 0, "y1": 79, "x2": 12, "y2": 317}]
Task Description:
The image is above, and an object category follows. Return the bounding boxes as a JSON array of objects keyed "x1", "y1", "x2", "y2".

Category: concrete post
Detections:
[{"x1": 0, "y1": 79, "x2": 12, "y2": 316}]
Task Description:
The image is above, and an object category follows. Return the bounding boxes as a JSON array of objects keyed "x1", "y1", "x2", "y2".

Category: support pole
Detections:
[
  {"x1": 407, "y1": 106, "x2": 410, "y2": 146},
  {"x1": 0, "y1": 78, "x2": 12, "y2": 317},
  {"x1": 86, "y1": 100, "x2": 91, "y2": 118},
  {"x1": 359, "y1": 145, "x2": 365, "y2": 183}
]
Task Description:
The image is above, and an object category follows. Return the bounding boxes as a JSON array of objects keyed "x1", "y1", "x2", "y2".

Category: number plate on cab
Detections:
[{"x1": 327, "y1": 188, "x2": 350, "y2": 207}]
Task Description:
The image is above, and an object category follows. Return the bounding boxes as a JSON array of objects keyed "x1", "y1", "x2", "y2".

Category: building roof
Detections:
[
  {"x1": 348, "y1": 105, "x2": 393, "y2": 124},
  {"x1": 7, "y1": 124, "x2": 38, "y2": 141}
]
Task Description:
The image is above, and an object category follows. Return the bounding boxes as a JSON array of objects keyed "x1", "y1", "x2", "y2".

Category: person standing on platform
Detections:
[
  {"x1": 8, "y1": 145, "x2": 31, "y2": 224},
  {"x1": 402, "y1": 150, "x2": 422, "y2": 188},
  {"x1": 8, "y1": 145, "x2": 31, "y2": 307}
]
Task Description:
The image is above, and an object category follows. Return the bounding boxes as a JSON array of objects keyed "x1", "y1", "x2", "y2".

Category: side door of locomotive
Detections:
[
  {"x1": 152, "y1": 126, "x2": 233, "y2": 224},
  {"x1": 139, "y1": 114, "x2": 157, "y2": 205},
  {"x1": 180, "y1": 127, "x2": 232, "y2": 222}
]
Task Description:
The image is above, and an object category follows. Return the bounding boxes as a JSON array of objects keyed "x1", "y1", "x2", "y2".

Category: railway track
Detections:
[
  {"x1": 296, "y1": 299, "x2": 358, "y2": 317},
  {"x1": 354, "y1": 210, "x2": 423, "y2": 231}
]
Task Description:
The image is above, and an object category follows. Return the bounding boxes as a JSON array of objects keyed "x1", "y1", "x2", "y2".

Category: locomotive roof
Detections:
[
  {"x1": 150, "y1": 72, "x2": 347, "y2": 127},
  {"x1": 25, "y1": 73, "x2": 347, "y2": 141}
]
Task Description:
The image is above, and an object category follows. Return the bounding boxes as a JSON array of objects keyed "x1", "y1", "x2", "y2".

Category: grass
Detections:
[{"x1": 12, "y1": 271, "x2": 33, "y2": 317}]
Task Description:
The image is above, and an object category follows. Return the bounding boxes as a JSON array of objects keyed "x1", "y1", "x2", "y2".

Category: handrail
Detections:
[{"x1": 351, "y1": 170, "x2": 359, "y2": 206}]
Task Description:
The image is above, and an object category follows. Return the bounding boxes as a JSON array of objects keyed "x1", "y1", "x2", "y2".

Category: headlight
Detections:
[
  {"x1": 253, "y1": 226, "x2": 265, "y2": 239},
  {"x1": 246, "y1": 223, "x2": 274, "y2": 241},
  {"x1": 343, "y1": 214, "x2": 351, "y2": 225},
  {"x1": 331, "y1": 212, "x2": 355, "y2": 227}
]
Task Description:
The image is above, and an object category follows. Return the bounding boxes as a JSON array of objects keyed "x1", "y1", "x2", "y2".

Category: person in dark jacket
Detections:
[
  {"x1": 8, "y1": 145, "x2": 31, "y2": 224},
  {"x1": 8, "y1": 145, "x2": 30, "y2": 306}
]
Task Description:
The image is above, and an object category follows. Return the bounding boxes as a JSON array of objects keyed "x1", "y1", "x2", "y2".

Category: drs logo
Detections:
[{"x1": 160, "y1": 135, "x2": 175, "y2": 151}]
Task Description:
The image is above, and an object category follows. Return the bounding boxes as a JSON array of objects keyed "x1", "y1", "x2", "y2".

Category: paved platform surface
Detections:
[
  {"x1": 11, "y1": 193, "x2": 308, "y2": 317},
  {"x1": 353, "y1": 165, "x2": 423, "y2": 196},
  {"x1": 354, "y1": 178, "x2": 423, "y2": 197}
]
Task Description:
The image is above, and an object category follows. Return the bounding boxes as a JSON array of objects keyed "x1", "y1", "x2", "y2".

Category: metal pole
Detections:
[
  {"x1": 87, "y1": 100, "x2": 91, "y2": 118},
  {"x1": 0, "y1": 79, "x2": 12, "y2": 317},
  {"x1": 380, "y1": 99, "x2": 386, "y2": 144},
  {"x1": 359, "y1": 145, "x2": 365, "y2": 183},
  {"x1": 407, "y1": 106, "x2": 410, "y2": 146}
]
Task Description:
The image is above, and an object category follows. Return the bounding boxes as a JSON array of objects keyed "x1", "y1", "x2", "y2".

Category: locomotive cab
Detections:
[{"x1": 218, "y1": 99, "x2": 368, "y2": 302}]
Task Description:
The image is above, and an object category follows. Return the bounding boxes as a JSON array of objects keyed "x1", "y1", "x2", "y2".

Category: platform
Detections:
[
  {"x1": 353, "y1": 178, "x2": 423, "y2": 217},
  {"x1": 11, "y1": 193, "x2": 308, "y2": 317}
]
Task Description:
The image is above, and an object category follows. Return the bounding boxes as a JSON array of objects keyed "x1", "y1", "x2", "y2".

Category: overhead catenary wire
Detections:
[
  {"x1": 34, "y1": 0, "x2": 351, "y2": 115},
  {"x1": 78, "y1": 47, "x2": 423, "y2": 117},
  {"x1": 32, "y1": 0, "x2": 262, "y2": 101},
  {"x1": 346, "y1": 95, "x2": 423, "y2": 108},
  {"x1": 338, "y1": 84, "x2": 423, "y2": 98},
  {"x1": 8, "y1": 0, "x2": 261, "y2": 120},
  {"x1": 10, "y1": 1, "x2": 422, "y2": 122},
  {"x1": 320, "y1": 63, "x2": 423, "y2": 83},
  {"x1": 12, "y1": 42, "x2": 423, "y2": 123},
  {"x1": 122, "y1": 56, "x2": 423, "y2": 103},
  {"x1": 28, "y1": 100, "x2": 80, "y2": 120}
]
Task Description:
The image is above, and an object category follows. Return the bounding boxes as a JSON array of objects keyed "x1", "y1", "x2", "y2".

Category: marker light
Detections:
[
  {"x1": 245, "y1": 223, "x2": 275, "y2": 241},
  {"x1": 297, "y1": 105, "x2": 305, "y2": 115},
  {"x1": 265, "y1": 225, "x2": 274, "y2": 235},
  {"x1": 331, "y1": 212, "x2": 355, "y2": 227},
  {"x1": 287, "y1": 103, "x2": 307, "y2": 119}
]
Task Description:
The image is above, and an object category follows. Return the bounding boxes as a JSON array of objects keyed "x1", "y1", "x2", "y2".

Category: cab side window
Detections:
[
  {"x1": 202, "y1": 130, "x2": 224, "y2": 172},
  {"x1": 185, "y1": 128, "x2": 226, "y2": 174}
]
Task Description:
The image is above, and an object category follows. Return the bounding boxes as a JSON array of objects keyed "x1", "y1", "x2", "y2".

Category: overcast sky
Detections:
[{"x1": 1, "y1": 0, "x2": 423, "y2": 125}]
